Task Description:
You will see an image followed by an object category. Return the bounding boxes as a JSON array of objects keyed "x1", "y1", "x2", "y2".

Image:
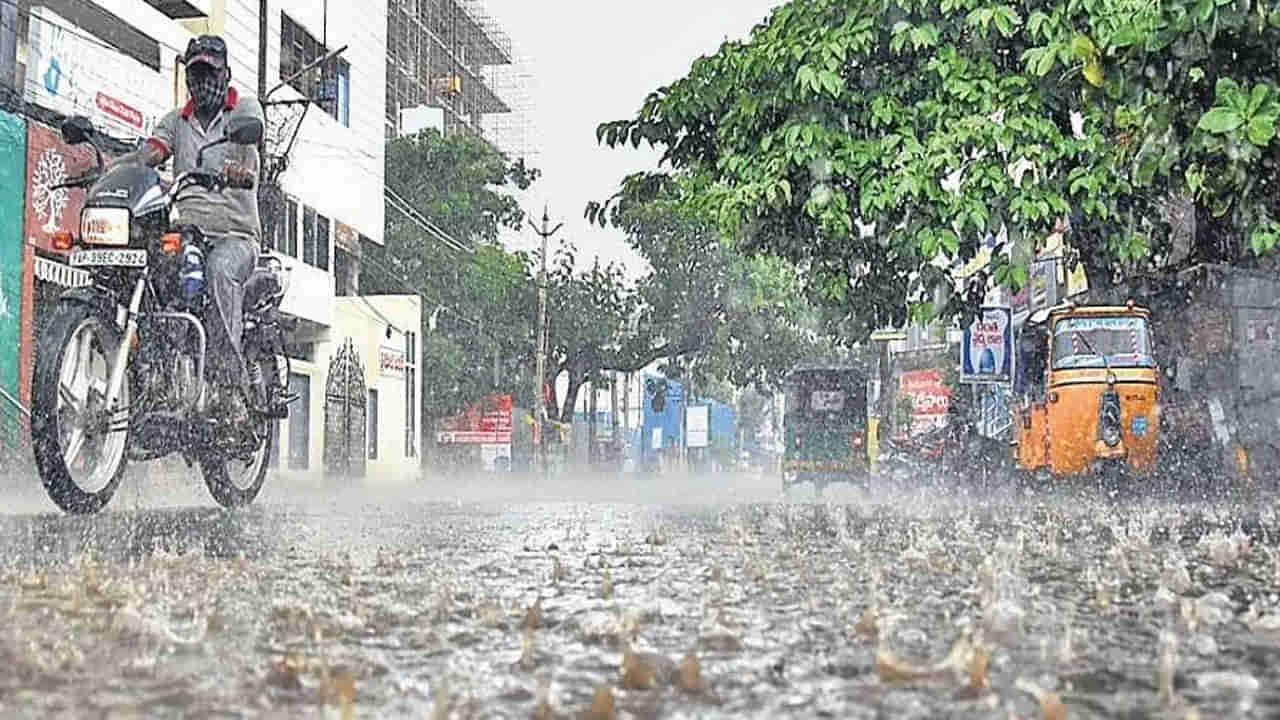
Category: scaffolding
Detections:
[{"x1": 385, "y1": 0, "x2": 537, "y2": 163}]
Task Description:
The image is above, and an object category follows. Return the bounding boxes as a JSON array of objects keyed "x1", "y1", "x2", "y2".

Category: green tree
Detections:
[
  {"x1": 541, "y1": 242, "x2": 641, "y2": 422},
  {"x1": 539, "y1": 183, "x2": 847, "y2": 421},
  {"x1": 361, "y1": 129, "x2": 539, "y2": 423},
  {"x1": 600, "y1": 175, "x2": 848, "y2": 398},
  {"x1": 593, "y1": 0, "x2": 1280, "y2": 329}
]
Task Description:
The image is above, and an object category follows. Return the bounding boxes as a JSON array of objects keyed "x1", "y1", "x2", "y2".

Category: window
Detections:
[
  {"x1": 280, "y1": 12, "x2": 350, "y2": 126},
  {"x1": 323, "y1": 59, "x2": 351, "y2": 128},
  {"x1": 335, "y1": 247, "x2": 357, "y2": 296},
  {"x1": 302, "y1": 205, "x2": 317, "y2": 266},
  {"x1": 405, "y1": 331, "x2": 417, "y2": 458},
  {"x1": 284, "y1": 198, "x2": 299, "y2": 258},
  {"x1": 316, "y1": 213, "x2": 330, "y2": 271},
  {"x1": 285, "y1": 342, "x2": 316, "y2": 362},
  {"x1": 368, "y1": 389, "x2": 379, "y2": 459},
  {"x1": 287, "y1": 373, "x2": 311, "y2": 470},
  {"x1": 1, "y1": 1, "x2": 17, "y2": 90}
]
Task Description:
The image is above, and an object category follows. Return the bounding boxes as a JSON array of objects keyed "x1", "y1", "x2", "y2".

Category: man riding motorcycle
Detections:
[{"x1": 114, "y1": 34, "x2": 264, "y2": 426}]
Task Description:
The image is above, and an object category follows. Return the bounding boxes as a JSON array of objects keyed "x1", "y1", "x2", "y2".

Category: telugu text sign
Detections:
[
  {"x1": 962, "y1": 307, "x2": 1013, "y2": 384},
  {"x1": 899, "y1": 369, "x2": 952, "y2": 436}
]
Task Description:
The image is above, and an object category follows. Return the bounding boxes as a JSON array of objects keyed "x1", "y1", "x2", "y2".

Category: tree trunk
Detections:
[
  {"x1": 1192, "y1": 204, "x2": 1238, "y2": 265},
  {"x1": 588, "y1": 380, "x2": 597, "y2": 468},
  {"x1": 561, "y1": 373, "x2": 584, "y2": 425}
]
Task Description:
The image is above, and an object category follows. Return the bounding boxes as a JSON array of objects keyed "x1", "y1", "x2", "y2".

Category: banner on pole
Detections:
[{"x1": 961, "y1": 306, "x2": 1013, "y2": 384}]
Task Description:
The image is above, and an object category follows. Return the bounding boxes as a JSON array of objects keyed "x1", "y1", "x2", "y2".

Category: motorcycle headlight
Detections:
[
  {"x1": 1101, "y1": 419, "x2": 1122, "y2": 447},
  {"x1": 80, "y1": 207, "x2": 130, "y2": 246},
  {"x1": 1100, "y1": 392, "x2": 1123, "y2": 447}
]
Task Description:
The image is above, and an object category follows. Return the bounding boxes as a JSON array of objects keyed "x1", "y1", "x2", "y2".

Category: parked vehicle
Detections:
[
  {"x1": 29, "y1": 114, "x2": 292, "y2": 514},
  {"x1": 1012, "y1": 302, "x2": 1160, "y2": 480},
  {"x1": 780, "y1": 366, "x2": 870, "y2": 491}
]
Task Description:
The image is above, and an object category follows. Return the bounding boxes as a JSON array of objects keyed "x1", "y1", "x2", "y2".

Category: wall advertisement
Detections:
[
  {"x1": 23, "y1": 7, "x2": 170, "y2": 140},
  {"x1": 0, "y1": 110, "x2": 26, "y2": 422},
  {"x1": 898, "y1": 369, "x2": 952, "y2": 436},
  {"x1": 25, "y1": 120, "x2": 99, "y2": 256},
  {"x1": 437, "y1": 394, "x2": 513, "y2": 445}
]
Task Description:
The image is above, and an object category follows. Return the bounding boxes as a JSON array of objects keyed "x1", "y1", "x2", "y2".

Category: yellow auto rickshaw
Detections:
[{"x1": 1013, "y1": 301, "x2": 1160, "y2": 479}]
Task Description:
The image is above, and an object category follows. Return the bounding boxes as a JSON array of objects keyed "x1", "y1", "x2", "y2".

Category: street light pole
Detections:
[{"x1": 528, "y1": 206, "x2": 563, "y2": 477}]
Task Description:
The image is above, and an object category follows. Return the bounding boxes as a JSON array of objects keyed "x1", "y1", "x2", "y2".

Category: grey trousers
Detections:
[{"x1": 204, "y1": 235, "x2": 257, "y2": 390}]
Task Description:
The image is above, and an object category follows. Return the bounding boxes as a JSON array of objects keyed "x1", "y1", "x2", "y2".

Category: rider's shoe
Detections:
[{"x1": 206, "y1": 385, "x2": 251, "y2": 426}]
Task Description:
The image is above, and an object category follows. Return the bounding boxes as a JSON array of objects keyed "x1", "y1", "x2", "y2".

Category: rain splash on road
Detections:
[{"x1": 0, "y1": 469, "x2": 1277, "y2": 718}]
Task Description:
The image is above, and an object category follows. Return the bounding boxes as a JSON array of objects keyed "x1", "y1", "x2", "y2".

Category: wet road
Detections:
[{"x1": 1, "y1": 470, "x2": 1278, "y2": 719}]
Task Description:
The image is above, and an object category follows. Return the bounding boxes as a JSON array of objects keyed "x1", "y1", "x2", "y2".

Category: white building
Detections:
[{"x1": 12, "y1": 0, "x2": 420, "y2": 480}]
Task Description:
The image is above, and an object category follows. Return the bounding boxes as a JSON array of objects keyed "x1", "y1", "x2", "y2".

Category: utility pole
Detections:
[
  {"x1": 257, "y1": 0, "x2": 268, "y2": 163},
  {"x1": 610, "y1": 371, "x2": 620, "y2": 467},
  {"x1": 528, "y1": 207, "x2": 563, "y2": 478}
]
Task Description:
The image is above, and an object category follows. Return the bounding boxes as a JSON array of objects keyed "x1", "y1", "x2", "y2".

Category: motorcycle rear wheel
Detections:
[
  {"x1": 201, "y1": 415, "x2": 271, "y2": 508},
  {"x1": 31, "y1": 302, "x2": 130, "y2": 514}
]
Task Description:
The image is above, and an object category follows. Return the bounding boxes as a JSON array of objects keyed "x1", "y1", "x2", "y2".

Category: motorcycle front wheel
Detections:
[{"x1": 31, "y1": 302, "x2": 130, "y2": 514}]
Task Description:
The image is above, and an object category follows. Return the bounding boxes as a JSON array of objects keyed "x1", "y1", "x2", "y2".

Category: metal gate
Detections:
[{"x1": 323, "y1": 338, "x2": 367, "y2": 478}]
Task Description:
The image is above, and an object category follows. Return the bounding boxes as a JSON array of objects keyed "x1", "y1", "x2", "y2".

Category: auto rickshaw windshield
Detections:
[
  {"x1": 1052, "y1": 315, "x2": 1154, "y2": 369},
  {"x1": 784, "y1": 372, "x2": 867, "y2": 422}
]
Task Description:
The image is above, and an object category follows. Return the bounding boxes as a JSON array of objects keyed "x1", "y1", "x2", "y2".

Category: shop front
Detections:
[{"x1": 270, "y1": 295, "x2": 422, "y2": 482}]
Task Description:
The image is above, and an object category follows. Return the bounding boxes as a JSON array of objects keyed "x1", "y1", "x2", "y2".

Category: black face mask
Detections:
[{"x1": 187, "y1": 66, "x2": 227, "y2": 114}]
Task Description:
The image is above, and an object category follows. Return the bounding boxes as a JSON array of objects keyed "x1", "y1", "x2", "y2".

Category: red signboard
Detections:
[
  {"x1": 25, "y1": 122, "x2": 102, "y2": 256},
  {"x1": 95, "y1": 92, "x2": 145, "y2": 131},
  {"x1": 437, "y1": 394, "x2": 514, "y2": 444},
  {"x1": 379, "y1": 346, "x2": 406, "y2": 377},
  {"x1": 899, "y1": 369, "x2": 952, "y2": 437}
]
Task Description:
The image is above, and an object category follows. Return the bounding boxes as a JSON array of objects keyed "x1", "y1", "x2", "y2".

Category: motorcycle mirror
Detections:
[
  {"x1": 60, "y1": 115, "x2": 95, "y2": 145},
  {"x1": 226, "y1": 116, "x2": 264, "y2": 146}
]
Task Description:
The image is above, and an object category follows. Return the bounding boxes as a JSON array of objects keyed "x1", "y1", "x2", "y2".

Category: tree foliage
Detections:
[
  {"x1": 612, "y1": 177, "x2": 844, "y2": 393},
  {"x1": 361, "y1": 130, "x2": 539, "y2": 421},
  {"x1": 540, "y1": 181, "x2": 847, "y2": 420},
  {"x1": 364, "y1": 130, "x2": 854, "y2": 429},
  {"x1": 592, "y1": 0, "x2": 1280, "y2": 329}
]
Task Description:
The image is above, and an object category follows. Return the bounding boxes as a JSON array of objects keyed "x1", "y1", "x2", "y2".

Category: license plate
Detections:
[
  {"x1": 69, "y1": 248, "x2": 147, "y2": 267},
  {"x1": 1132, "y1": 416, "x2": 1148, "y2": 437}
]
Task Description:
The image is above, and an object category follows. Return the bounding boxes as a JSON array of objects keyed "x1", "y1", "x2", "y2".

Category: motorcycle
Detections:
[{"x1": 29, "y1": 113, "x2": 294, "y2": 514}]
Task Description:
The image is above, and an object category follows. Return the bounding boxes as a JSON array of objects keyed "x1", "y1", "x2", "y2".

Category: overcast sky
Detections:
[{"x1": 481, "y1": 0, "x2": 783, "y2": 278}]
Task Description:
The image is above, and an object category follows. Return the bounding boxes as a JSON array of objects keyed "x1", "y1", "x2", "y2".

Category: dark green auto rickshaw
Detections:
[{"x1": 781, "y1": 366, "x2": 870, "y2": 491}]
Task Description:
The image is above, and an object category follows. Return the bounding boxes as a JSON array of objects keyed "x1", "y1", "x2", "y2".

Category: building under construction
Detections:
[{"x1": 385, "y1": 0, "x2": 535, "y2": 162}]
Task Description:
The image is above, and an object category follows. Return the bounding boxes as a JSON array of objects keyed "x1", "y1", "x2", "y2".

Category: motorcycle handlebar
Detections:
[{"x1": 50, "y1": 173, "x2": 100, "y2": 191}]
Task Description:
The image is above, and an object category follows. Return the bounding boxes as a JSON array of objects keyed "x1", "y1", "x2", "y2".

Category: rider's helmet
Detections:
[{"x1": 183, "y1": 35, "x2": 230, "y2": 113}]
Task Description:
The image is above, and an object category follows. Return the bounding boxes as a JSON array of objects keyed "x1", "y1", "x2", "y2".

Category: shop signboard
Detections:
[
  {"x1": 24, "y1": 7, "x2": 169, "y2": 140},
  {"x1": 1066, "y1": 261, "x2": 1089, "y2": 297},
  {"x1": 1029, "y1": 257, "x2": 1058, "y2": 311},
  {"x1": 437, "y1": 393, "x2": 513, "y2": 444},
  {"x1": 961, "y1": 306, "x2": 1013, "y2": 384},
  {"x1": 686, "y1": 404, "x2": 709, "y2": 448},
  {"x1": 898, "y1": 369, "x2": 952, "y2": 436},
  {"x1": 379, "y1": 346, "x2": 406, "y2": 378},
  {"x1": 0, "y1": 110, "x2": 25, "y2": 419}
]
